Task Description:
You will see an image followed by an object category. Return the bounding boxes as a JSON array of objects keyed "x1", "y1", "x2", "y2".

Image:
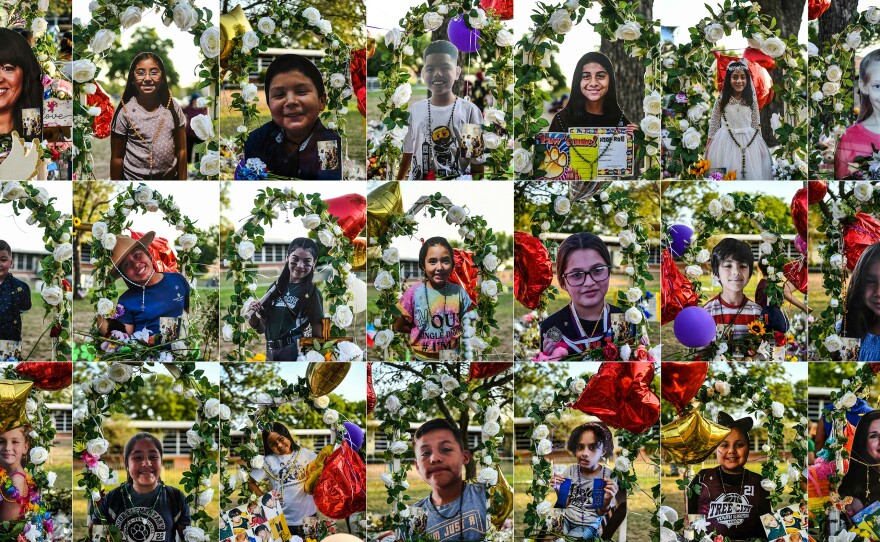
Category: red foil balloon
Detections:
[
  {"x1": 791, "y1": 188, "x2": 808, "y2": 239},
  {"x1": 784, "y1": 256, "x2": 808, "y2": 294},
  {"x1": 514, "y1": 231, "x2": 553, "y2": 310},
  {"x1": 350, "y1": 48, "x2": 367, "y2": 118},
  {"x1": 87, "y1": 82, "x2": 114, "y2": 139},
  {"x1": 480, "y1": 0, "x2": 513, "y2": 19},
  {"x1": 570, "y1": 362, "x2": 659, "y2": 434},
  {"x1": 366, "y1": 363, "x2": 376, "y2": 414},
  {"x1": 742, "y1": 46, "x2": 775, "y2": 71},
  {"x1": 325, "y1": 194, "x2": 367, "y2": 242},
  {"x1": 714, "y1": 51, "x2": 774, "y2": 110},
  {"x1": 450, "y1": 249, "x2": 478, "y2": 305},
  {"x1": 809, "y1": 0, "x2": 831, "y2": 20},
  {"x1": 660, "y1": 249, "x2": 698, "y2": 325},
  {"x1": 14, "y1": 362, "x2": 72, "y2": 390},
  {"x1": 661, "y1": 362, "x2": 708, "y2": 414},
  {"x1": 468, "y1": 362, "x2": 512, "y2": 381},
  {"x1": 313, "y1": 442, "x2": 366, "y2": 519},
  {"x1": 809, "y1": 180, "x2": 827, "y2": 205},
  {"x1": 844, "y1": 212, "x2": 880, "y2": 271},
  {"x1": 130, "y1": 231, "x2": 179, "y2": 272}
]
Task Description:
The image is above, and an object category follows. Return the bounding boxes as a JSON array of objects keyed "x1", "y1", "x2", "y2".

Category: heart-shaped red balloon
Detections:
[
  {"x1": 791, "y1": 187, "x2": 808, "y2": 239},
  {"x1": 784, "y1": 256, "x2": 808, "y2": 294},
  {"x1": 570, "y1": 362, "x2": 659, "y2": 434},
  {"x1": 468, "y1": 362, "x2": 512, "y2": 381},
  {"x1": 313, "y1": 442, "x2": 366, "y2": 519},
  {"x1": 325, "y1": 194, "x2": 367, "y2": 242},
  {"x1": 366, "y1": 363, "x2": 376, "y2": 414},
  {"x1": 661, "y1": 249, "x2": 698, "y2": 325},
  {"x1": 809, "y1": 0, "x2": 831, "y2": 20},
  {"x1": 450, "y1": 249, "x2": 478, "y2": 306},
  {"x1": 715, "y1": 52, "x2": 774, "y2": 110},
  {"x1": 514, "y1": 231, "x2": 553, "y2": 310},
  {"x1": 844, "y1": 212, "x2": 880, "y2": 271},
  {"x1": 661, "y1": 362, "x2": 708, "y2": 414},
  {"x1": 809, "y1": 180, "x2": 827, "y2": 205},
  {"x1": 15, "y1": 362, "x2": 72, "y2": 391}
]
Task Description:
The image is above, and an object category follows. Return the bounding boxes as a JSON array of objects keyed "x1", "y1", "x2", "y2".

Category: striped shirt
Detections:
[{"x1": 703, "y1": 295, "x2": 763, "y2": 340}]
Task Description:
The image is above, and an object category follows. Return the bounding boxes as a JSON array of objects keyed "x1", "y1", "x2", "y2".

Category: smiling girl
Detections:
[
  {"x1": 705, "y1": 60, "x2": 772, "y2": 180},
  {"x1": 0, "y1": 29, "x2": 42, "y2": 140},
  {"x1": 244, "y1": 54, "x2": 342, "y2": 180},
  {"x1": 93, "y1": 433, "x2": 191, "y2": 541},
  {"x1": 110, "y1": 53, "x2": 187, "y2": 180},
  {"x1": 0, "y1": 426, "x2": 34, "y2": 521},
  {"x1": 839, "y1": 410, "x2": 880, "y2": 516},
  {"x1": 843, "y1": 242, "x2": 880, "y2": 360},
  {"x1": 393, "y1": 236, "x2": 474, "y2": 360},
  {"x1": 836, "y1": 49, "x2": 880, "y2": 179},
  {"x1": 0, "y1": 240, "x2": 32, "y2": 345}
]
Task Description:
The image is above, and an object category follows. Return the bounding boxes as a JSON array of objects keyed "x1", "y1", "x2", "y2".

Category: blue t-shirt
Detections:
[
  {"x1": 413, "y1": 482, "x2": 486, "y2": 541},
  {"x1": 118, "y1": 272, "x2": 190, "y2": 337},
  {"x1": 860, "y1": 333, "x2": 880, "y2": 361}
]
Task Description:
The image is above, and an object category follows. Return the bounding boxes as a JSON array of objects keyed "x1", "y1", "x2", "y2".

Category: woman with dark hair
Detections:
[
  {"x1": 838, "y1": 409, "x2": 880, "y2": 516},
  {"x1": 247, "y1": 422, "x2": 317, "y2": 536},
  {"x1": 92, "y1": 432, "x2": 191, "y2": 541},
  {"x1": 246, "y1": 238, "x2": 324, "y2": 360},
  {"x1": 110, "y1": 52, "x2": 187, "y2": 180},
  {"x1": 687, "y1": 413, "x2": 770, "y2": 540},
  {"x1": 244, "y1": 54, "x2": 342, "y2": 179},
  {"x1": 0, "y1": 28, "x2": 43, "y2": 140},
  {"x1": 539, "y1": 232, "x2": 633, "y2": 358},
  {"x1": 705, "y1": 59, "x2": 771, "y2": 180},
  {"x1": 549, "y1": 52, "x2": 634, "y2": 133},
  {"x1": 0, "y1": 240, "x2": 32, "y2": 344}
]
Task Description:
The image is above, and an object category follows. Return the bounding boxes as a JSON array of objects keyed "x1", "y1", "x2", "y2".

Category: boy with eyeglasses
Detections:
[{"x1": 539, "y1": 232, "x2": 632, "y2": 358}]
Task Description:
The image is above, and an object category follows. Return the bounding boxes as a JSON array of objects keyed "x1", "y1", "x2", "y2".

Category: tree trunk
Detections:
[
  {"x1": 756, "y1": 0, "x2": 806, "y2": 146},
  {"x1": 599, "y1": 1, "x2": 652, "y2": 125},
  {"x1": 818, "y1": 0, "x2": 858, "y2": 48}
]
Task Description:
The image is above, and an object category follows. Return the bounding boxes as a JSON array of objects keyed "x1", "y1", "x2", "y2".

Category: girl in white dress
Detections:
[{"x1": 705, "y1": 60, "x2": 772, "y2": 180}]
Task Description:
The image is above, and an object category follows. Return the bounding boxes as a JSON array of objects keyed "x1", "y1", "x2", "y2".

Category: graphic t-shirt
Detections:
[
  {"x1": 562, "y1": 464, "x2": 616, "y2": 530},
  {"x1": 262, "y1": 282, "x2": 324, "y2": 341},
  {"x1": 687, "y1": 468, "x2": 769, "y2": 540},
  {"x1": 413, "y1": 483, "x2": 487, "y2": 541},
  {"x1": 94, "y1": 483, "x2": 191, "y2": 542},
  {"x1": 403, "y1": 98, "x2": 484, "y2": 179},
  {"x1": 398, "y1": 281, "x2": 473, "y2": 360},
  {"x1": 250, "y1": 449, "x2": 318, "y2": 526},
  {"x1": 117, "y1": 272, "x2": 190, "y2": 337},
  {"x1": 111, "y1": 96, "x2": 187, "y2": 180}
]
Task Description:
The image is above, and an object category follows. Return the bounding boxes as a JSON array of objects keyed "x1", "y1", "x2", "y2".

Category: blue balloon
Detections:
[
  {"x1": 668, "y1": 224, "x2": 694, "y2": 259},
  {"x1": 447, "y1": 15, "x2": 481, "y2": 53},
  {"x1": 673, "y1": 306, "x2": 716, "y2": 349},
  {"x1": 343, "y1": 421, "x2": 364, "y2": 451}
]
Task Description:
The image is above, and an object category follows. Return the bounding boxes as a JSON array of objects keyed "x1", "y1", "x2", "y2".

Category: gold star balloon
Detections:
[
  {"x1": 0, "y1": 380, "x2": 33, "y2": 432},
  {"x1": 661, "y1": 410, "x2": 731, "y2": 465}
]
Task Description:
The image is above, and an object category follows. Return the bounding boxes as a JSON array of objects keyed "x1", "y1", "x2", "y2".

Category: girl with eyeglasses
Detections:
[
  {"x1": 539, "y1": 232, "x2": 632, "y2": 358},
  {"x1": 246, "y1": 238, "x2": 324, "y2": 360}
]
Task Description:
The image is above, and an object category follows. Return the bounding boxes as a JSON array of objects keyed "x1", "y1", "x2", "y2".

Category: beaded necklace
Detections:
[
  {"x1": 121, "y1": 94, "x2": 173, "y2": 180},
  {"x1": 721, "y1": 97, "x2": 758, "y2": 179},
  {"x1": 123, "y1": 481, "x2": 165, "y2": 526},
  {"x1": 569, "y1": 138, "x2": 613, "y2": 180}
]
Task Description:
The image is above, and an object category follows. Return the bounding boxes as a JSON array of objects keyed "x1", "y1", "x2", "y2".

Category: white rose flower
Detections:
[
  {"x1": 536, "y1": 500, "x2": 553, "y2": 516},
  {"x1": 643, "y1": 91, "x2": 662, "y2": 115},
  {"x1": 423, "y1": 11, "x2": 443, "y2": 32},
  {"x1": 532, "y1": 424, "x2": 550, "y2": 440},
  {"x1": 71, "y1": 59, "x2": 97, "y2": 83},
  {"x1": 446, "y1": 205, "x2": 467, "y2": 224},
  {"x1": 495, "y1": 29, "x2": 514, "y2": 47},
  {"x1": 173, "y1": 3, "x2": 198, "y2": 31},
  {"x1": 625, "y1": 287, "x2": 642, "y2": 303},
  {"x1": 92, "y1": 377, "x2": 116, "y2": 395},
  {"x1": 384, "y1": 27, "x2": 403, "y2": 49},
  {"x1": 554, "y1": 196, "x2": 572, "y2": 215},
  {"x1": 477, "y1": 467, "x2": 499, "y2": 486},
  {"x1": 549, "y1": 9, "x2": 573, "y2": 34},
  {"x1": 760, "y1": 241, "x2": 773, "y2": 255},
  {"x1": 200, "y1": 26, "x2": 220, "y2": 58},
  {"x1": 332, "y1": 305, "x2": 353, "y2": 328},
  {"x1": 838, "y1": 391, "x2": 858, "y2": 409},
  {"x1": 107, "y1": 363, "x2": 133, "y2": 383},
  {"x1": 389, "y1": 441, "x2": 408, "y2": 455},
  {"x1": 96, "y1": 297, "x2": 115, "y2": 317},
  {"x1": 385, "y1": 395, "x2": 401, "y2": 414},
  {"x1": 483, "y1": 253, "x2": 499, "y2": 272},
  {"x1": 619, "y1": 230, "x2": 637, "y2": 248},
  {"x1": 761, "y1": 36, "x2": 786, "y2": 58},
  {"x1": 625, "y1": 306, "x2": 643, "y2": 324},
  {"x1": 823, "y1": 82, "x2": 840, "y2": 96},
  {"x1": 240, "y1": 30, "x2": 260, "y2": 52},
  {"x1": 31, "y1": 17, "x2": 48, "y2": 36},
  {"x1": 771, "y1": 401, "x2": 785, "y2": 418},
  {"x1": 294, "y1": 214, "x2": 320, "y2": 231},
  {"x1": 824, "y1": 334, "x2": 842, "y2": 352},
  {"x1": 381, "y1": 247, "x2": 400, "y2": 265},
  {"x1": 513, "y1": 148, "x2": 533, "y2": 174},
  {"x1": 760, "y1": 479, "x2": 777, "y2": 491},
  {"x1": 868, "y1": 6, "x2": 880, "y2": 24},
  {"x1": 257, "y1": 17, "x2": 276, "y2": 35},
  {"x1": 178, "y1": 234, "x2": 198, "y2": 250},
  {"x1": 826, "y1": 64, "x2": 843, "y2": 82},
  {"x1": 317, "y1": 229, "x2": 336, "y2": 247},
  {"x1": 468, "y1": 8, "x2": 487, "y2": 29},
  {"x1": 221, "y1": 323, "x2": 233, "y2": 342},
  {"x1": 186, "y1": 429, "x2": 203, "y2": 448},
  {"x1": 704, "y1": 23, "x2": 725, "y2": 43},
  {"x1": 615, "y1": 456, "x2": 631, "y2": 472},
  {"x1": 238, "y1": 240, "x2": 256, "y2": 260},
  {"x1": 250, "y1": 455, "x2": 265, "y2": 469},
  {"x1": 374, "y1": 270, "x2": 396, "y2": 290},
  {"x1": 41, "y1": 285, "x2": 63, "y2": 306},
  {"x1": 812, "y1": 90, "x2": 824, "y2": 102},
  {"x1": 481, "y1": 280, "x2": 498, "y2": 297},
  {"x1": 189, "y1": 114, "x2": 215, "y2": 142},
  {"x1": 687, "y1": 104, "x2": 707, "y2": 122},
  {"x1": 241, "y1": 83, "x2": 258, "y2": 103},
  {"x1": 183, "y1": 527, "x2": 208, "y2": 542},
  {"x1": 30, "y1": 447, "x2": 48, "y2": 465},
  {"x1": 615, "y1": 20, "x2": 642, "y2": 40},
  {"x1": 374, "y1": 329, "x2": 394, "y2": 349},
  {"x1": 322, "y1": 409, "x2": 339, "y2": 425},
  {"x1": 536, "y1": 438, "x2": 553, "y2": 456},
  {"x1": 694, "y1": 248, "x2": 710, "y2": 264},
  {"x1": 90, "y1": 29, "x2": 116, "y2": 54},
  {"x1": 53, "y1": 242, "x2": 73, "y2": 262},
  {"x1": 614, "y1": 211, "x2": 628, "y2": 227},
  {"x1": 570, "y1": 378, "x2": 587, "y2": 395},
  {"x1": 329, "y1": 73, "x2": 346, "y2": 89},
  {"x1": 483, "y1": 132, "x2": 503, "y2": 149},
  {"x1": 380, "y1": 473, "x2": 394, "y2": 488},
  {"x1": 482, "y1": 421, "x2": 501, "y2": 439},
  {"x1": 640, "y1": 115, "x2": 661, "y2": 138},
  {"x1": 86, "y1": 438, "x2": 109, "y2": 456},
  {"x1": 390, "y1": 83, "x2": 412, "y2": 107},
  {"x1": 422, "y1": 381, "x2": 441, "y2": 399},
  {"x1": 845, "y1": 30, "x2": 862, "y2": 50},
  {"x1": 855, "y1": 181, "x2": 874, "y2": 202},
  {"x1": 685, "y1": 265, "x2": 703, "y2": 279},
  {"x1": 203, "y1": 398, "x2": 221, "y2": 418},
  {"x1": 708, "y1": 199, "x2": 724, "y2": 218},
  {"x1": 218, "y1": 404, "x2": 230, "y2": 420},
  {"x1": 197, "y1": 488, "x2": 213, "y2": 507},
  {"x1": 718, "y1": 195, "x2": 735, "y2": 213}
]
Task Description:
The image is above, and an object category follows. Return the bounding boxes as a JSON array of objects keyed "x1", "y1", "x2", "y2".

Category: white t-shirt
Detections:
[
  {"x1": 403, "y1": 98, "x2": 484, "y2": 179},
  {"x1": 562, "y1": 464, "x2": 616, "y2": 530},
  {"x1": 250, "y1": 449, "x2": 318, "y2": 526}
]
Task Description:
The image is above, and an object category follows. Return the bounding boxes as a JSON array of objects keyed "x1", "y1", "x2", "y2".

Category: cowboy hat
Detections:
[{"x1": 108, "y1": 231, "x2": 155, "y2": 281}]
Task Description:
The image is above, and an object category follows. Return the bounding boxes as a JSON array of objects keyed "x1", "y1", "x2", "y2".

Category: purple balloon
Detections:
[
  {"x1": 795, "y1": 234, "x2": 807, "y2": 255},
  {"x1": 673, "y1": 306, "x2": 716, "y2": 349},
  {"x1": 343, "y1": 421, "x2": 364, "y2": 451},
  {"x1": 668, "y1": 224, "x2": 694, "y2": 259},
  {"x1": 447, "y1": 15, "x2": 481, "y2": 53}
]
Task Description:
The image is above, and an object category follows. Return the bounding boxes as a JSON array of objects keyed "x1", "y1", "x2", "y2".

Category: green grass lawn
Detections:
[
  {"x1": 365, "y1": 285, "x2": 514, "y2": 361},
  {"x1": 13, "y1": 291, "x2": 55, "y2": 361},
  {"x1": 367, "y1": 88, "x2": 428, "y2": 127}
]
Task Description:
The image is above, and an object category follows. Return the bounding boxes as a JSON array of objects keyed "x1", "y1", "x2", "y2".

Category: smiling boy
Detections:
[
  {"x1": 412, "y1": 419, "x2": 486, "y2": 541},
  {"x1": 397, "y1": 40, "x2": 485, "y2": 180},
  {"x1": 703, "y1": 238, "x2": 764, "y2": 341}
]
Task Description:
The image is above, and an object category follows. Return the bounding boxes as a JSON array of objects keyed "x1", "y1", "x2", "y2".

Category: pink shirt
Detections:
[{"x1": 836, "y1": 122, "x2": 880, "y2": 179}]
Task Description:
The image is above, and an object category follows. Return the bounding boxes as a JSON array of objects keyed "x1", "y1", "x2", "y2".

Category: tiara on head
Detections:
[{"x1": 727, "y1": 60, "x2": 749, "y2": 73}]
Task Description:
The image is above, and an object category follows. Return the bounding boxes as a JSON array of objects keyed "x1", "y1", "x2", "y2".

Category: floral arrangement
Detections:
[
  {"x1": 370, "y1": 1, "x2": 513, "y2": 180},
  {"x1": 693, "y1": 315, "x2": 789, "y2": 362},
  {"x1": 73, "y1": 183, "x2": 207, "y2": 361},
  {"x1": 75, "y1": 363, "x2": 220, "y2": 541},
  {"x1": 375, "y1": 365, "x2": 511, "y2": 539},
  {"x1": 223, "y1": 4, "x2": 355, "y2": 178},
  {"x1": 370, "y1": 188, "x2": 504, "y2": 360},
  {"x1": 71, "y1": 0, "x2": 219, "y2": 179},
  {"x1": 663, "y1": 0, "x2": 807, "y2": 179},
  {"x1": 234, "y1": 158, "x2": 270, "y2": 181},
  {"x1": 0, "y1": 181, "x2": 72, "y2": 360},
  {"x1": 514, "y1": 0, "x2": 661, "y2": 179},
  {"x1": 222, "y1": 186, "x2": 359, "y2": 361}
]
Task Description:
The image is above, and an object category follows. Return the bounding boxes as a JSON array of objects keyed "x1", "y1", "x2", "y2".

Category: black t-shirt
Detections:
[
  {"x1": 94, "y1": 483, "x2": 191, "y2": 542},
  {"x1": 540, "y1": 304, "x2": 630, "y2": 355},
  {"x1": 263, "y1": 281, "x2": 324, "y2": 341},
  {"x1": 244, "y1": 119, "x2": 341, "y2": 180}
]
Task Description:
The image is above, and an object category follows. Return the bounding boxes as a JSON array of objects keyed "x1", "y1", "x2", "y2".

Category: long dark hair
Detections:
[
  {"x1": 561, "y1": 52, "x2": 623, "y2": 126},
  {"x1": 0, "y1": 28, "x2": 43, "y2": 136},
  {"x1": 112, "y1": 52, "x2": 179, "y2": 128},
  {"x1": 260, "y1": 422, "x2": 300, "y2": 456},
  {"x1": 839, "y1": 410, "x2": 880, "y2": 502},
  {"x1": 719, "y1": 60, "x2": 755, "y2": 110},
  {"x1": 263, "y1": 237, "x2": 319, "y2": 310},
  {"x1": 858, "y1": 49, "x2": 880, "y2": 123},
  {"x1": 845, "y1": 242, "x2": 880, "y2": 339}
]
